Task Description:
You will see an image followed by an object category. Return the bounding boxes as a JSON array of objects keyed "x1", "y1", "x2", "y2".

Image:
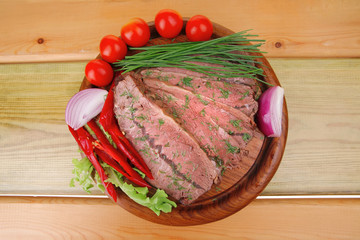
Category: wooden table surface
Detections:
[{"x1": 1, "y1": 0, "x2": 360, "y2": 239}]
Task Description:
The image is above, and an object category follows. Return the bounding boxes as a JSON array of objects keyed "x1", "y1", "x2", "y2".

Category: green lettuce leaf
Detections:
[
  {"x1": 69, "y1": 157, "x2": 94, "y2": 193},
  {"x1": 103, "y1": 164, "x2": 177, "y2": 216},
  {"x1": 70, "y1": 157, "x2": 177, "y2": 215}
]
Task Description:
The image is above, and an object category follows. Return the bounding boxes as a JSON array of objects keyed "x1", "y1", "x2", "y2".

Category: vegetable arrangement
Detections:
[
  {"x1": 113, "y1": 31, "x2": 266, "y2": 83},
  {"x1": 66, "y1": 9, "x2": 284, "y2": 215}
]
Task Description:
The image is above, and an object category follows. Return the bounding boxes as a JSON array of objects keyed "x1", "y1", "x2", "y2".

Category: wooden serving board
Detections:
[{"x1": 79, "y1": 20, "x2": 288, "y2": 226}]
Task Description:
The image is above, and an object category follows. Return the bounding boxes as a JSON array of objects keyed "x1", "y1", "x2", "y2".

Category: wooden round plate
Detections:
[{"x1": 80, "y1": 20, "x2": 288, "y2": 226}]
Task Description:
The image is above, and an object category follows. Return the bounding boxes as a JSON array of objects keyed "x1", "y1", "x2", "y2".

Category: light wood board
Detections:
[
  {"x1": 0, "y1": 196, "x2": 359, "y2": 239},
  {"x1": 1, "y1": 0, "x2": 360, "y2": 63},
  {"x1": 1, "y1": 58, "x2": 359, "y2": 196}
]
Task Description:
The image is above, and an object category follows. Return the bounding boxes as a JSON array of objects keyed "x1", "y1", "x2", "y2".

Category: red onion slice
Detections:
[
  {"x1": 65, "y1": 88, "x2": 108, "y2": 130},
  {"x1": 257, "y1": 86, "x2": 284, "y2": 137}
]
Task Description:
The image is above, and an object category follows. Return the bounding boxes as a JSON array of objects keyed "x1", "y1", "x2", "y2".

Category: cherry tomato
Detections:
[
  {"x1": 186, "y1": 15, "x2": 213, "y2": 42},
  {"x1": 155, "y1": 9, "x2": 183, "y2": 38},
  {"x1": 85, "y1": 59, "x2": 113, "y2": 87},
  {"x1": 99, "y1": 35, "x2": 127, "y2": 63},
  {"x1": 121, "y1": 18, "x2": 150, "y2": 47}
]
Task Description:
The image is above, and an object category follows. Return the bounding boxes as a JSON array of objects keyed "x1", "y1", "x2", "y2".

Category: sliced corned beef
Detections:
[
  {"x1": 139, "y1": 69, "x2": 259, "y2": 118},
  {"x1": 113, "y1": 73, "x2": 218, "y2": 204},
  {"x1": 140, "y1": 77, "x2": 259, "y2": 177}
]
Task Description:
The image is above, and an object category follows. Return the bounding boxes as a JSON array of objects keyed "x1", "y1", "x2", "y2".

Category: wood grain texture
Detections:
[
  {"x1": 263, "y1": 58, "x2": 360, "y2": 195},
  {"x1": 0, "y1": 196, "x2": 359, "y2": 239},
  {"x1": 1, "y1": 59, "x2": 360, "y2": 197},
  {"x1": 0, "y1": 62, "x2": 101, "y2": 196},
  {"x1": 1, "y1": 0, "x2": 360, "y2": 63}
]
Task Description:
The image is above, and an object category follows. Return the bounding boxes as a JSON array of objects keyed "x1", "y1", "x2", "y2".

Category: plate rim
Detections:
[{"x1": 79, "y1": 20, "x2": 288, "y2": 226}]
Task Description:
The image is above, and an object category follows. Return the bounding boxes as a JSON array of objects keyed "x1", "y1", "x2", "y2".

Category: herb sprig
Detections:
[{"x1": 114, "y1": 30, "x2": 269, "y2": 85}]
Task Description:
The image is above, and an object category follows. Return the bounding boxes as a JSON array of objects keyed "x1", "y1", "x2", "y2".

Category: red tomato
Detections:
[
  {"x1": 99, "y1": 35, "x2": 127, "y2": 63},
  {"x1": 186, "y1": 15, "x2": 213, "y2": 42},
  {"x1": 85, "y1": 59, "x2": 113, "y2": 87},
  {"x1": 121, "y1": 18, "x2": 150, "y2": 47},
  {"x1": 155, "y1": 9, "x2": 183, "y2": 38}
]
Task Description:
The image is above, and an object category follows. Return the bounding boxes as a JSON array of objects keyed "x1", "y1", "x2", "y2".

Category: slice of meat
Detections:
[
  {"x1": 140, "y1": 77, "x2": 259, "y2": 176},
  {"x1": 143, "y1": 63, "x2": 260, "y2": 87},
  {"x1": 113, "y1": 73, "x2": 218, "y2": 204},
  {"x1": 139, "y1": 69, "x2": 259, "y2": 118}
]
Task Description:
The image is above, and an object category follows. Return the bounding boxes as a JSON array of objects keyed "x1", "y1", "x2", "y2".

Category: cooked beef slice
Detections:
[
  {"x1": 139, "y1": 69, "x2": 259, "y2": 118},
  {"x1": 113, "y1": 73, "x2": 218, "y2": 204},
  {"x1": 139, "y1": 63, "x2": 262, "y2": 97},
  {"x1": 140, "y1": 77, "x2": 258, "y2": 170}
]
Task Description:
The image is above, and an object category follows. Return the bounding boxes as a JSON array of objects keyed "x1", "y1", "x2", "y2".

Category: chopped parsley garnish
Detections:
[
  {"x1": 223, "y1": 81, "x2": 233, "y2": 88},
  {"x1": 172, "y1": 150, "x2": 180, "y2": 158},
  {"x1": 227, "y1": 130, "x2": 234, "y2": 135},
  {"x1": 184, "y1": 172, "x2": 192, "y2": 181},
  {"x1": 166, "y1": 94, "x2": 174, "y2": 103},
  {"x1": 205, "y1": 81, "x2": 212, "y2": 89},
  {"x1": 183, "y1": 95, "x2": 190, "y2": 109},
  {"x1": 171, "y1": 107, "x2": 181, "y2": 118},
  {"x1": 157, "y1": 75, "x2": 169, "y2": 82},
  {"x1": 224, "y1": 140, "x2": 240, "y2": 154},
  {"x1": 213, "y1": 156, "x2": 224, "y2": 168},
  {"x1": 144, "y1": 70, "x2": 153, "y2": 76},
  {"x1": 158, "y1": 118, "x2": 165, "y2": 129},
  {"x1": 200, "y1": 108, "x2": 206, "y2": 116},
  {"x1": 206, "y1": 122, "x2": 214, "y2": 131},
  {"x1": 120, "y1": 90, "x2": 129, "y2": 97},
  {"x1": 177, "y1": 163, "x2": 182, "y2": 171},
  {"x1": 129, "y1": 106, "x2": 137, "y2": 114},
  {"x1": 229, "y1": 119, "x2": 243, "y2": 131},
  {"x1": 196, "y1": 94, "x2": 209, "y2": 105},
  {"x1": 139, "y1": 145, "x2": 151, "y2": 157},
  {"x1": 221, "y1": 166, "x2": 226, "y2": 176},
  {"x1": 135, "y1": 114, "x2": 147, "y2": 121},
  {"x1": 181, "y1": 77, "x2": 193, "y2": 88},
  {"x1": 242, "y1": 133, "x2": 252, "y2": 142},
  {"x1": 135, "y1": 135, "x2": 149, "y2": 142},
  {"x1": 240, "y1": 90, "x2": 249, "y2": 100},
  {"x1": 187, "y1": 194, "x2": 193, "y2": 201},
  {"x1": 219, "y1": 87, "x2": 230, "y2": 99},
  {"x1": 150, "y1": 159, "x2": 160, "y2": 164}
]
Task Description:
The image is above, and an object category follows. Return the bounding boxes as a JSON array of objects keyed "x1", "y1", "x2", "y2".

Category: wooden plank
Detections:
[
  {"x1": 0, "y1": 58, "x2": 359, "y2": 197},
  {"x1": 0, "y1": 197, "x2": 359, "y2": 239},
  {"x1": 0, "y1": 62, "x2": 100, "y2": 196},
  {"x1": 263, "y1": 58, "x2": 360, "y2": 195},
  {"x1": 0, "y1": 0, "x2": 360, "y2": 63}
]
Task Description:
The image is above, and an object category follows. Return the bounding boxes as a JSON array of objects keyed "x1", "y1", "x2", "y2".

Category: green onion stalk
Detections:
[{"x1": 113, "y1": 30, "x2": 269, "y2": 85}]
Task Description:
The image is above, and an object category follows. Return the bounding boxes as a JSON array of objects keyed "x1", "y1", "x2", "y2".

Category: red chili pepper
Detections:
[
  {"x1": 87, "y1": 120, "x2": 151, "y2": 188},
  {"x1": 68, "y1": 126, "x2": 118, "y2": 203},
  {"x1": 94, "y1": 148, "x2": 152, "y2": 187},
  {"x1": 99, "y1": 83, "x2": 154, "y2": 179},
  {"x1": 94, "y1": 148, "x2": 130, "y2": 179}
]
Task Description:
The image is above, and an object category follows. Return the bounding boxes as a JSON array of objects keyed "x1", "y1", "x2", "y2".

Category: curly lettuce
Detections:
[
  {"x1": 70, "y1": 157, "x2": 177, "y2": 216},
  {"x1": 103, "y1": 164, "x2": 177, "y2": 216},
  {"x1": 69, "y1": 157, "x2": 94, "y2": 193}
]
